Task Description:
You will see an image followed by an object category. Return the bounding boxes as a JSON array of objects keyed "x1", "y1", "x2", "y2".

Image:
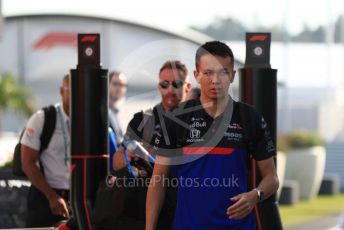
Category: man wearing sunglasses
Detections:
[
  {"x1": 146, "y1": 41, "x2": 279, "y2": 230},
  {"x1": 111, "y1": 60, "x2": 191, "y2": 228},
  {"x1": 113, "y1": 60, "x2": 191, "y2": 169}
]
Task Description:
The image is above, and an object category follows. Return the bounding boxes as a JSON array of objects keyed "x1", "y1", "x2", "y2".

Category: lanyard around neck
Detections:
[{"x1": 57, "y1": 105, "x2": 69, "y2": 166}]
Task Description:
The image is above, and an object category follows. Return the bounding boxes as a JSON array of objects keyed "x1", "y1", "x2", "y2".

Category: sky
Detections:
[{"x1": 2, "y1": 0, "x2": 344, "y2": 35}]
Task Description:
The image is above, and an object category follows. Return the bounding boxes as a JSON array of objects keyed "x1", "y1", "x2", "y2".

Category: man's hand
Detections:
[
  {"x1": 226, "y1": 190, "x2": 258, "y2": 220},
  {"x1": 227, "y1": 157, "x2": 279, "y2": 220},
  {"x1": 48, "y1": 193, "x2": 70, "y2": 218},
  {"x1": 114, "y1": 145, "x2": 140, "y2": 170},
  {"x1": 22, "y1": 144, "x2": 70, "y2": 218},
  {"x1": 126, "y1": 149, "x2": 140, "y2": 162}
]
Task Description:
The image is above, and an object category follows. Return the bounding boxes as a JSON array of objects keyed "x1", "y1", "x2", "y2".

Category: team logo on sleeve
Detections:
[{"x1": 26, "y1": 127, "x2": 35, "y2": 137}]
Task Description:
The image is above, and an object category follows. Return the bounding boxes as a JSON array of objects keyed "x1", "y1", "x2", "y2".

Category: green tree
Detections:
[
  {"x1": 191, "y1": 17, "x2": 247, "y2": 40},
  {"x1": 0, "y1": 73, "x2": 34, "y2": 125},
  {"x1": 190, "y1": 16, "x2": 332, "y2": 43}
]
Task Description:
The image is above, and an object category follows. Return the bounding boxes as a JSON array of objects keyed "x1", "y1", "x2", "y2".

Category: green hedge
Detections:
[{"x1": 277, "y1": 130, "x2": 324, "y2": 152}]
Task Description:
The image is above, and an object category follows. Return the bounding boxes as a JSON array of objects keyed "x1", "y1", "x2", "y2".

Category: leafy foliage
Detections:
[
  {"x1": 0, "y1": 73, "x2": 34, "y2": 117},
  {"x1": 277, "y1": 130, "x2": 324, "y2": 152},
  {"x1": 192, "y1": 15, "x2": 344, "y2": 43}
]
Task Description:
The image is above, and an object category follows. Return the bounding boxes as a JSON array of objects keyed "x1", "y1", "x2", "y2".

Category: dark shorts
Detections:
[{"x1": 26, "y1": 185, "x2": 69, "y2": 228}]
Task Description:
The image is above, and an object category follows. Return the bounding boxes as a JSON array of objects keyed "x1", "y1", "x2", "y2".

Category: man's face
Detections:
[
  {"x1": 158, "y1": 68, "x2": 190, "y2": 111},
  {"x1": 109, "y1": 73, "x2": 128, "y2": 104},
  {"x1": 194, "y1": 54, "x2": 235, "y2": 101},
  {"x1": 60, "y1": 77, "x2": 70, "y2": 116}
]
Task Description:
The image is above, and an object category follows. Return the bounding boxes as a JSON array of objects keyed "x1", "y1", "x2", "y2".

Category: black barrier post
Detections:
[
  {"x1": 70, "y1": 34, "x2": 108, "y2": 229},
  {"x1": 239, "y1": 32, "x2": 283, "y2": 230}
]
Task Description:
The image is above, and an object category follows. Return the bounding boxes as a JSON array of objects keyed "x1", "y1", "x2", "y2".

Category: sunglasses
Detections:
[{"x1": 159, "y1": 80, "x2": 185, "y2": 89}]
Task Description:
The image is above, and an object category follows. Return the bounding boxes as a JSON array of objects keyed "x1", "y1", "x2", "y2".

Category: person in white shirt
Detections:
[{"x1": 21, "y1": 74, "x2": 71, "y2": 227}]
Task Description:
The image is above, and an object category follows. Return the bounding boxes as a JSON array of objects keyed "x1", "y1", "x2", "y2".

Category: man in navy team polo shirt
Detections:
[{"x1": 146, "y1": 41, "x2": 279, "y2": 230}]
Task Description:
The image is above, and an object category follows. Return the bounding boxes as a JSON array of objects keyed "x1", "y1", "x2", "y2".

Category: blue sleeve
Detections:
[{"x1": 108, "y1": 128, "x2": 118, "y2": 174}]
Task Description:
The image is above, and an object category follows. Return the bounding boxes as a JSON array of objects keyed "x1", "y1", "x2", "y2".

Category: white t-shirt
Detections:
[{"x1": 21, "y1": 103, "x2": 70, "y2": 190}]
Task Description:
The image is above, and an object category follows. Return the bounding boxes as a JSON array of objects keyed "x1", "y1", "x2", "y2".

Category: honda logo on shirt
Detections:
[{"x1": 190, "y1": 129, "x2": 201, "y2": 138}]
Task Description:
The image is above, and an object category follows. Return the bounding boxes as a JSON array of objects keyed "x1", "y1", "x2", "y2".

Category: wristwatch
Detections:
[{"x1": 254, "y1": 188, "x2": 264, "y2": 203}]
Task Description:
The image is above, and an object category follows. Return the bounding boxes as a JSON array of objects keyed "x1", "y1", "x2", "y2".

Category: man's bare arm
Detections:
[
  {"x1": 21, "y1": 144, "x2": 69, "y2": 218},
  {"x1": 227, "y1": 156, "x2": 278, "y2": 220}
]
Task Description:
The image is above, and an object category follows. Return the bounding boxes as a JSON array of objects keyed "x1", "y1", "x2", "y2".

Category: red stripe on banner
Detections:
[
  {"x1": 182, "y1": 147, "x2": 235, "y2": 155},
  {"x1": 68, "y1": 154, "x2": 109, "y2": 159}
]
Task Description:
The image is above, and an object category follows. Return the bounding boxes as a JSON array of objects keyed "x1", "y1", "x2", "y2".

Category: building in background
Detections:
[
  {"x1": 230, "y1": 41, "x2": 344, "y2": 142},
  {"x1": 325, "y1": 138, "x2": 344, "y2": 191},
  {"x1": 230, "y1": 41, "x2": 344, "y2": 190},
  {"x1": 3, "y1": 13, "x2": 344, "y2": 142},
  {"x1": 0, "y1": 0, "x2": 3, "y2": 38},
  {"x1": 277, "y1": 87, "x2": 344, "y2": 141},
  {"x1": 0, "y1": 12, "x2": 245, "y2": 132}
]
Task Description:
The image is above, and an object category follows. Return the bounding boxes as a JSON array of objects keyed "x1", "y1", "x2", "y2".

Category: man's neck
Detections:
[
  {"x1": 110, "y1": 100, "x2": 118, "y2": 109},
  {"x1": 61, "y1": 103, "x2": 70, "y2": 118},
  {"x1": 200, "y1": 95, "x2": 229, "y2": 118},
  {"x1": 161, "y1": 102, "x2": 172, "y2": 112}
]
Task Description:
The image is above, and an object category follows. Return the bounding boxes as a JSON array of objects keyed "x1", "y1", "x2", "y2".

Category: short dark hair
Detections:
[
  {"x1": 109, "y1": 71, "x2": 121, "y2": 83},
  {"x1": 195, "y1": 41, "x2": 234, "y2": 70},
  {"x1": 159, "y1": 60, "x2": 188, "y2": 80}
]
